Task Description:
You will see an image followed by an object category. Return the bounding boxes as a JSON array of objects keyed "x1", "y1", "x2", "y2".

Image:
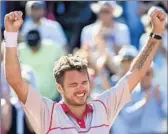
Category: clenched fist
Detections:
[
  {"x1": 4, "y1": 11, "x2": 23, "y2": 32},
  {"x1": 148, "y1": 7, "x2": 167, "y2": 35}
]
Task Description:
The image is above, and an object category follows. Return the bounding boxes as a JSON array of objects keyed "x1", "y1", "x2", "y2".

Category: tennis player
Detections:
[{"x1": 4, "y1": 7, "x2": 166, "y2": 134}]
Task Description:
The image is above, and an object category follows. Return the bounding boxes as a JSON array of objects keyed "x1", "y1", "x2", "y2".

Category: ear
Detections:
[{"x1": 56, "y1": 83, "x2": 64, "y2": 94}]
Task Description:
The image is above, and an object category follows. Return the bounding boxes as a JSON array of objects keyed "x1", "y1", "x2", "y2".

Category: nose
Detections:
[{"x1": 77, "y1": 84, "x2": 86, "y2": 92}]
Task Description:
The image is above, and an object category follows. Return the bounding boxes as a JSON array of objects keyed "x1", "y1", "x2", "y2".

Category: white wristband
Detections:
[{"x1": 4, "y1": 30, "x2": 18, "y2": 47}]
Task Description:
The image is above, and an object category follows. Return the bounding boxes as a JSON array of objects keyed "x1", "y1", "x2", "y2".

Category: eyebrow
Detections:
[
  {"x1": 82, "y1": 80, "x2": 88, "y2": 83},
  {"x1": 68, "y1": 80, "x2": 88, "y2": 85},
  {"x1": 68, "y1": 82, "x2": 78, "y2": 86}
]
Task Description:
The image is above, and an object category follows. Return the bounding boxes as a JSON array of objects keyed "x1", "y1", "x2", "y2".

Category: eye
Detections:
[
  {"x1": 69, "y1": 83, "x2": 78, "y2": 87},
  {"x1": 82, "y1": 81, "x2": 88, "y2": 85}
]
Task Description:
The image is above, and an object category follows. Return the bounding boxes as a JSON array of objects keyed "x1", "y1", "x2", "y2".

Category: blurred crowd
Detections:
[{"x1": 0, "y1": 1, "x2": 167, "y2": 134}]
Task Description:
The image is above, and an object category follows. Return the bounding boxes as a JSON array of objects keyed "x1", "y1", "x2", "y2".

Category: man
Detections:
[
  {"x1": 81, "y1": 1, "x2": 130, "y2": 55},
  {"x1": 21, "y1": 1, "x2": 68, "y2": 50},
  {"x1": 4, "y1": 7, "x2": 166, "y2": 134}
]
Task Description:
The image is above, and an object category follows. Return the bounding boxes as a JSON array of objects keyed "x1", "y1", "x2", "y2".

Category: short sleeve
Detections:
[
  {"x1": 21, "y1": 86, "x2": 53, "y2": 134},
  {"x1": 94, "y1": 74, "x2": 131, "y2": 126}
]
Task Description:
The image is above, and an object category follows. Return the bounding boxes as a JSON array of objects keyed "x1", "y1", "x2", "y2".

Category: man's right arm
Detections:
[
  {"x1": 4, "y1": 11, "x2": 28, "y2": 104},
  {"x1": 4, "y1": 11, "x2": 53, "y2": 134},
  {"x1": 5, "y1": 47, "x2": 28, "y2": 104}
]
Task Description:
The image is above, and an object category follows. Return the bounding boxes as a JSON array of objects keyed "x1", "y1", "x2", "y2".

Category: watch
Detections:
[{"x1": 150, "y1": 32, "x2": 162, "y2": 40}]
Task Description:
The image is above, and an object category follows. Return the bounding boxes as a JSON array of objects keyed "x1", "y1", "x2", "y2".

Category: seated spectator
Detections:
[
  {"x1": 21, "y1": 1, "x2": 68, "y2": 51},
  {"x1": 81, "y1": 1, "x2": 130, "y2": 55},
  {"x1": 19, "y1": 29, "x2": 66, "y2": 100}
]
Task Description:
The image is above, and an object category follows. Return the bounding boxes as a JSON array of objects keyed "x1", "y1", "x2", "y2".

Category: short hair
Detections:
[{"x1": 53, "y1": 55, "x2": 88, "y2": 85}]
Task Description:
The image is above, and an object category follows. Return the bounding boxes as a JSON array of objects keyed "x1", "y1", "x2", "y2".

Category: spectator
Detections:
[
  {"x1": 1, "y1": 41, "x2": 37, "y2": 99},
  {"x1": 19, "y1": 29, "x2": 66, "y2": 100},
  {"x1": 113, "y1": 65, "x2": 167, "y2": 134},
  {"x1": 111, "y1": 45, "x2": 138, "y2": 85},
  {"x1": 110, "y1": 45, "x2": 139, "y2": 134},
  {"x1": 81, "y1": 1, "x2": 130, "y2": 55},
  {"x1": 1, "y1": 74, "x2": 36, "y2": 134},
  {"x1": 122, "y1": 1, "x2": 144, "y2": 49},
  {"x1": 54, "y1": 1, "x2": 93, "y2": 51},
  {"x1": 139, "y1": 1, "x2": 168, "y2": 15},
  {"x1": 21, "y1": 1, "x2": 68, "y2": 51}
]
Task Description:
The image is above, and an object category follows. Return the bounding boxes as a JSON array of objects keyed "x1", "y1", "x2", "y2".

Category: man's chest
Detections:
[{"x1": 46, "y1": 104, "x2": 110, "y2": 134}]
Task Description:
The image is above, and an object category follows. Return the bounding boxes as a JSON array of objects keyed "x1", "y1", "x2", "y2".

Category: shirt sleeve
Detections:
[
  {"x1": 94, "y1": 74, "x2": 131, "y2": 126},
  {"x1": 21, "y1": 86, "x2": 53, "y2": 134}
]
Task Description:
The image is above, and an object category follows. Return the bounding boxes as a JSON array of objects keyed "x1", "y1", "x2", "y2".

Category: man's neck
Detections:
[{"x1": 64, "y1": 102, "x2": 86, "y2": 119}]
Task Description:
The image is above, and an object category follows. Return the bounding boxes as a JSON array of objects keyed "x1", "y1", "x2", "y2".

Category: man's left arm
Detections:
[
  {"x1": 94, "y1": 8, "x2": 166, "y2": 126},
  {"x1": 127, "y1": 8, "x2": 166, "y2": 93}
]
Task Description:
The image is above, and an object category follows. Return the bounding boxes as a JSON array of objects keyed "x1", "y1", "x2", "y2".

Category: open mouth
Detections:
[{"x1": 75, "y1": 93, "x2": 85, "y2": 98}]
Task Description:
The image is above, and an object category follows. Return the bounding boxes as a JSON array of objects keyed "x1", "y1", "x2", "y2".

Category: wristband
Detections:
[
  {"x1": 4, "y1": 30, "x2": 18, "y2": 47},
  {"x1": 150, "y1": 32, "x2": 162, "y2": 40}
]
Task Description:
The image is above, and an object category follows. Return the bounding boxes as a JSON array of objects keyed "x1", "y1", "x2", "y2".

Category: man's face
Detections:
[
  {"x1": 31, "y1": 7, "x2": 44, "y2": 21},
  {"x1": 99, "y1": 5, "x2": 113, "y2": 24},
  {"x1": 60, "y1": 70, "x2": 90, "y2": 106}
]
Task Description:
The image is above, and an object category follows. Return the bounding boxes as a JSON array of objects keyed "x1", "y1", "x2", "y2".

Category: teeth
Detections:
[{"x1": 76, "y1": 93, "x2": 85, "y2": 97}]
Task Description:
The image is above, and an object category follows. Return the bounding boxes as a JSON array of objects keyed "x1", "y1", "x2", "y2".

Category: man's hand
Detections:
[
  {"x1": 5, "y1": 11, "x2": 23, "y2": 32},
  {"x1": 149, "y1": 7, "x2": 167, "y2": 34}
]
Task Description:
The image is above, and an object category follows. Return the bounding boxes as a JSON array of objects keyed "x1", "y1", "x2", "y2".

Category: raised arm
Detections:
[
  {"x1": 4, "y1": 11, "x2": 28, "y2": 104},
  {"x1": 126, "y1": 8, "x2": 167, "y2": 92}
]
